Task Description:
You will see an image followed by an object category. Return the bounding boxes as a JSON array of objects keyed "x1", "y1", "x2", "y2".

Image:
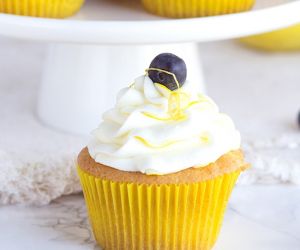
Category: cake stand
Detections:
[{"x1": 0, "y1": 0, "x2": 299, "y2": 134}]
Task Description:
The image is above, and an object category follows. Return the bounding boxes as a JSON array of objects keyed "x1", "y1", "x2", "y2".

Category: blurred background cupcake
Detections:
[
  {"x1": 142, "y1": 0, "x2": 255, "y2": 18},
  {"x1": 0, "y1": 0, "x2": 85, "y2": 18},
  {"x1": 241, "y1": 24, "x2": 300, "y2": 51}
]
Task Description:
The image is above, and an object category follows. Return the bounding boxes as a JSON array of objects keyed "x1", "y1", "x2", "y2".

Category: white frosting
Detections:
[{"x1": 88, "y1": 75, "x2": 241, "y2": 175}]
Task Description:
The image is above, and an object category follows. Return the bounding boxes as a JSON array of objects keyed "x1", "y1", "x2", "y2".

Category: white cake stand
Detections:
[{"x1": 0, "y1": 0, "x2": 299, "y2": 134}]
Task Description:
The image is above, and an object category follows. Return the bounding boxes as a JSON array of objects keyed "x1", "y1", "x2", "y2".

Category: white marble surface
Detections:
[{"x1": 1, "y1": 185, "x2": 299, "y2": 250}]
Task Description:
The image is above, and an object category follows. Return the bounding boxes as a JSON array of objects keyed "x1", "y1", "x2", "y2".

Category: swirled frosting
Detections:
[{"x1": 88, "y1": 75, "x2": 241, "y2": 175}]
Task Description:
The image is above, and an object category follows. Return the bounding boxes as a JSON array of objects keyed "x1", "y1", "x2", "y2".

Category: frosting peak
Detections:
[{"x1": 88, "y1": 75, "x2": 241, "y2": 175}]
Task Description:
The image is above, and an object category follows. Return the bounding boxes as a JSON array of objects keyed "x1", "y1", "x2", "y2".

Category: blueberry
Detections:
[{"x1": 148, "y1": 53, "x2": 187, "y2": 91}]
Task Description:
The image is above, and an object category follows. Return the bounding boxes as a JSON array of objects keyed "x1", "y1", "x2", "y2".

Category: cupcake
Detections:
[
  {"x1": 240, "y1": 24, "x2": 300, "y2": 51},
  {"x1": 77, "y1": 53, "x2": 249, "y2": 249},
  {"x1": 142, "y1": 0, "x2": 255, "y2": 18},
  {"x1": 0, "y1": 0, "x2": 84, "y2": 18}
]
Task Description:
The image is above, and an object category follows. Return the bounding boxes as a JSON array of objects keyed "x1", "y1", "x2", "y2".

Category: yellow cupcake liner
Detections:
[
  {"x1": 0, "y1": 0, "x2": 84, "y2": 18},
  {"x1": 142, "y1": 0, "x2": 255, "y2": 18},
  {"x1": 240, "y1": 24, "x2": 300, "y2": 51},
  {"x1": 78, "y1": 166, "x2": 241, "y2": 250}
]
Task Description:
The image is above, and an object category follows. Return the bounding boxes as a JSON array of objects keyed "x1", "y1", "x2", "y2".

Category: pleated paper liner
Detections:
[
  {"x1": 240, "y1": 24, "x2": 300, "y2": 51},
  {"x1": 0, "y1": 0, "x2": 84, "y2": 18},
  {"x1": 78, "y1": 166, "x2": 241, "y2": 250},
  {"x1": 141, "y1": 0, "x2": 255, "y2": 18}
]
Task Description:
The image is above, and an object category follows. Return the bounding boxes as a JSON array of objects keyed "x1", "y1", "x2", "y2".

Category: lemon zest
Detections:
[
  {"x1": 154, "y1": 82, "x2": 173, "y2": 96},
  {"x1": 134, "y1": 136, "x2": 177, "y2": 149},
  {"x1": 200, "y1": 132, "x2": 211, "y2": 144},
  {"x1": 183, "y1": 100, "x2": 201, "y2": 110},
  {"x1": 141, "y1": 112, "x2": 172, "y2": 121},
  {"x1": 145, "y1": 68, "x2": 196, "y2": 121},
  {"x1": 168, "y1": 91, "x2": 188, "y2": 120}
]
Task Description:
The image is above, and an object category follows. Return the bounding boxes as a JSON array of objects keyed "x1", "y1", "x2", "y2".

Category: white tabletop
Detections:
[{"x1": 1, "y1": 186, "x2": 299, "y2": 250}]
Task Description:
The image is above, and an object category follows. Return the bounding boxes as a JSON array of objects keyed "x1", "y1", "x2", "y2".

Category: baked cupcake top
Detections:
[{"x1": 88, "y1": 53, "x2": 241, "y2": 175}]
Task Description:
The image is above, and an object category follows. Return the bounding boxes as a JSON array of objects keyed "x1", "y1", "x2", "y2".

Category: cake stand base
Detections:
[{"x1": 37, "y1": 42, "x2": 204, "y2": 134}]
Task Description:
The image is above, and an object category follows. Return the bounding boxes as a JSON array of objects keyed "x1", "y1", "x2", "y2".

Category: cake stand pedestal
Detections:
[
  {"x1": 39, "y1": 42, "x2": 203, "y2": 133},
  {"x1": 0, "y1": 0, "x2": 299, "y2": 134}
]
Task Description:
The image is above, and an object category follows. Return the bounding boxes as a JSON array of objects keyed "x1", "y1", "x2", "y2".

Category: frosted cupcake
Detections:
[
  {"x1": 0, "y1": 0, "x2": 84, "y2": 18},
  {"x1": 142, "y1": 0, "x2": 255, "y2": 18},
  {"x1": 77, "y1": 53, "x2": 249, "y2": 249}
]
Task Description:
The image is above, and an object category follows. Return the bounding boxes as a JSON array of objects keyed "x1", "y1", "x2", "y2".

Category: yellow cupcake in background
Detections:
[
  {"x1": 240, "y1": 24, "x2": 300, "y2": 51},
  {"x1": 142, "y1": 0, "x2": 255, "y2": 18},
  {"x1": 0, "y1": 0, "x2": 84, "y2": 18}
]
